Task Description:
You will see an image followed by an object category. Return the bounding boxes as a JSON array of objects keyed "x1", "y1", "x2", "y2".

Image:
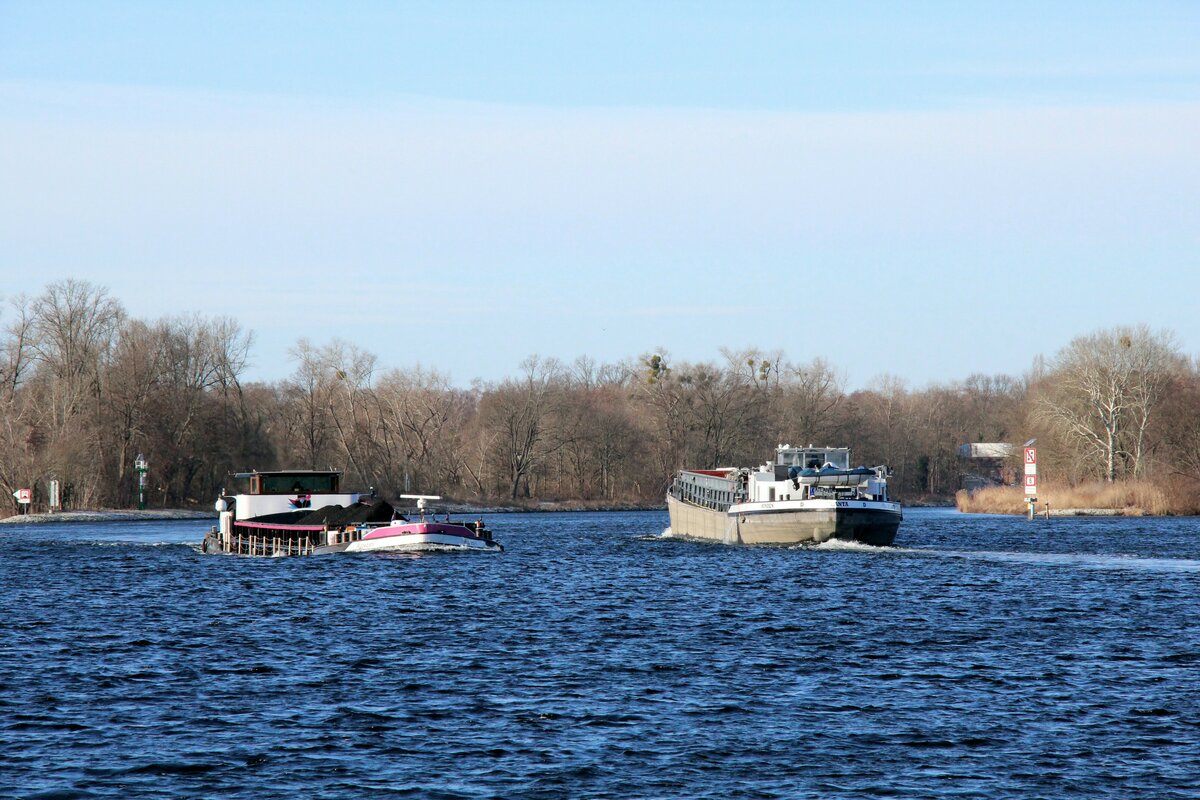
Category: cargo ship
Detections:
[
  {"x1": 666, "y1": 444, "x2": 901, "y2": 546},
  {"x1": 202, "y1": 470, "x2": 501, "y2": 556}
]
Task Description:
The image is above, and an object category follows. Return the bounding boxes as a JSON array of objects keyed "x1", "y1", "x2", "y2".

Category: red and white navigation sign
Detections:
[
  {"x1": 1023, "y1": 446, "x2": 1037, "y2": 496},
  {"x1": 12, "y1": 488, "x2": 31, "y2": 504}
]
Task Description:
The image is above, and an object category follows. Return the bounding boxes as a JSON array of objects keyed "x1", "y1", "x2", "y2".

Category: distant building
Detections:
[{"x1": 958, "y1": 443, "x2": 1016, "y2": 491}]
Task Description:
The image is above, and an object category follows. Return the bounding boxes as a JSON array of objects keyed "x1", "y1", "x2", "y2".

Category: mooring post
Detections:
[{"x1": 134, "y1": 453, "x2": 148, "y2": 511}]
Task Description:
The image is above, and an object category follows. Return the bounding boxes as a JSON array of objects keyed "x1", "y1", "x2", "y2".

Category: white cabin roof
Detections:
[{"x1": 958, "y1": 443, "x2": 1015, "y2": 459}]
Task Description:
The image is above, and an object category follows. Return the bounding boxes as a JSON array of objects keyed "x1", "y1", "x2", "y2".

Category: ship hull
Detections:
[
  {"x1": 204, "y1": 516, "x2": 500, "y2": 556},
  {"x1": 666, "y1": 494, "x2": 901, "y2": 546},
  {"x1": 345, "y1": 526, "x2": 502, "y2": 553}
]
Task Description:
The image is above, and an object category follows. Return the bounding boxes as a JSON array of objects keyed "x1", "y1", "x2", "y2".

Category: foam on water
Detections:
[
  {"x1": 806, "y1": 538, "x2": 907, "y2": 553},
  {"x1": 932, "y1": 548, "x2": 1200, "y2": 572}
]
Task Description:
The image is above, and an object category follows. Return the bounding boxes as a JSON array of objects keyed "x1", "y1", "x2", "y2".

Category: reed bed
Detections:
[{"x1": 956, "y1": 479, "x2": 1199, "y2": 516}]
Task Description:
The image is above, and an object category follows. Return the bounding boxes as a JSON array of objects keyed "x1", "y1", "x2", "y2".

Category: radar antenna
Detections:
[{"x1": 399, "y1": 494, "x2": 442, "y2": 518}]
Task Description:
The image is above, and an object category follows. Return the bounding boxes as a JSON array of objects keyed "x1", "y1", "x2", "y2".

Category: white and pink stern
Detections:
[{"x1": 344, "y1": 520, "x2": 502, "y2": 553}]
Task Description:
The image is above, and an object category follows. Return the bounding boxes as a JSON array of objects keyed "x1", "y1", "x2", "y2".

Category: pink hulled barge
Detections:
[{"x1": 201, "y1": 470, "x2": 501, "y2": 556}]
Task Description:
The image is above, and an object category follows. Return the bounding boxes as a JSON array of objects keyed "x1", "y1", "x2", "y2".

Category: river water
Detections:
[{"x1": 2, "y1": 508, "x2": 1198, "y2": 799}]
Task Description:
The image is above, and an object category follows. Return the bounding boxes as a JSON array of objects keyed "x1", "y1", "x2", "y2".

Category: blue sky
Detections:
[{"x1": 2, "y1": 2, "x2": 1199, "y2": 388}]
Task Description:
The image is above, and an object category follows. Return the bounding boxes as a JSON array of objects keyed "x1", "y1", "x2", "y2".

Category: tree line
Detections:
[{"x1": 3, "y1": 279, "x2": 1197, "y2": 513}]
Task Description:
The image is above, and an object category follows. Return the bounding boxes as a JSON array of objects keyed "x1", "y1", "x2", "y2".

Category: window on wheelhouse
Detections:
[{"x1": 254, "y1": 472, "x2": 341, "y2": 494}]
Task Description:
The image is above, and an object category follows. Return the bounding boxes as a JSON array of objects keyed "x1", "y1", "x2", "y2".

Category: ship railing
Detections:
[
  {"x1": 217, "y1": 533, "x2": 318, "y2": 557},
  {"x1": 212, "y1": 525, "x2": 373, "y2": 556}
]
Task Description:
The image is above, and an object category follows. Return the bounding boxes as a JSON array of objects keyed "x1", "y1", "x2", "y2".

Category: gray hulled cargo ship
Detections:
[{"x1": 666, "y1": 444, "x2": 902, "y2": 546}]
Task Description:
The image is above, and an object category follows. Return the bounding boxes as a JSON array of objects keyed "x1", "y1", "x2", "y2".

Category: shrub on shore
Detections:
[{"x1": 956, "y1": 480, "x2": 1200, "y2": 516}]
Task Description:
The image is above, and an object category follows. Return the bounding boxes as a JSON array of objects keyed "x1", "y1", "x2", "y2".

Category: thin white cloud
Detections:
[{"x1": 2, "y1": 81, "x2": 1198, "y2": 385}]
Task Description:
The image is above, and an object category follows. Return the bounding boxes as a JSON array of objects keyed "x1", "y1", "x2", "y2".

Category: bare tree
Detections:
[
  {"x1": 779, "y1": 357, "x2": 846, "y2": 445},
  {"x1": 1124, "y1": 329, "x2": 1183, "y2": 476},
  {"x1": 0, "y1": 294, "x2": 34, "y2": 400},
  {"x1": 0, "y1": 296, "x2": 38, "y2": 507},
  {"x1": 315, "y1": 339, "x2": 377, "y2": 484},
  {"x1": 1036, "y1": 326, "x2": 1181, "y2": 481},
  {"x1": 685, "y1": 352, "x2": 768, "y2": 467},
  {"x1": 282, "y1": 338, "x2": 339, "y2": 470},
  {"x1": 636, "y1": 350, "x2": 690, "y2": 478},
  {"x1": 30, "y1": 279, "x2": 124, "y2": 426},
  {"x1": 958, "y1": 372, "x2": 1024, "y2": 443},
  {"x1": 103, "y1": 319, "x2": 165, "y2": 502},
  {"x1": 848, "y1": 375, "x2": 913, "y2": 490},
  {"x1": 374, "y1": 365, "x2": 465, "y2": 492},
  {"x1": 1158, "y1": 363, "x2": 1200, "y2": 483},
  {"x1": 12, "y1": 280, "x2": 126, "y2": 507},
  {"x1": 481, "y1": 355, "x2": 561, "y2": 500}
]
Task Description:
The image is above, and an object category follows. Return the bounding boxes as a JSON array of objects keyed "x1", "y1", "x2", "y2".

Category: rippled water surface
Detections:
[{"x1": 3, "y1": 509, "x2": 1200, "y2": 799}]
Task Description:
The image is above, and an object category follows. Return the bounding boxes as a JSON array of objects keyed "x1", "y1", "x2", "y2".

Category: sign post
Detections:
[
  {"x1": 135, "y1": 454, "x2": 148, "y2": 511},
  {"x1": 1024, "y1": 442, "x2": 1038, "y2": 520},
  {"x1": 12, "y1": 488, "x2": 31, "y2": 515}
]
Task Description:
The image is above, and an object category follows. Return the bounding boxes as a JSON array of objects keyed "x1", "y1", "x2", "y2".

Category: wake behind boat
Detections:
[
  {"x1": 667, "y1": 444, "x2": 902, "y2": 546},
  {"x1": 201, "y1": 470, "x2": 501, "y2": 556}
]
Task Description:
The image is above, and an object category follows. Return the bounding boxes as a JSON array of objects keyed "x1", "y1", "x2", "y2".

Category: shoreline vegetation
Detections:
[
  {"x1": 7, "y1": 486, "x2": 1195, "y2": 523},
  {"x1": 956, "y1": 480, "x2": 1200, "y2": 517},
  {"x1": 5, "y1": 280, "x2": 1200, "y2": 520},
  {"x1": 0, "y1": 500, "x2": 672, "y2": 524}
]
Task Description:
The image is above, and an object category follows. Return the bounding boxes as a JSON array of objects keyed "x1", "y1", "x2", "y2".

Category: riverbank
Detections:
[
  {"x1": 0, "y1": 509, "x2": 215, "y2": 525},
  {"x1": 1046, "y1": 508, "x2": 1150, "y2": 517},
  {"x1": 1, "y1": 499, "x2": 668, "y2": 524},
  {"x1": 956, "y1": 480, "x2": 1200, "y2": 516}
]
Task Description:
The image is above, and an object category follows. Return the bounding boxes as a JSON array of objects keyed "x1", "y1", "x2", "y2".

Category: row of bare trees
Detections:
[
  {"x1": 1, "y1": 280, "x2": 260, "y2": 510},
  {"x1": 3, "y1": 281, "x2": 1197, "y2": 513}
]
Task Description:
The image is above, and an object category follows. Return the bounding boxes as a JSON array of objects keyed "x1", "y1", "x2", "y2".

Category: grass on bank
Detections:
[{"x1": 956, "y1": 479, "x2": 1200, "y2": 516}]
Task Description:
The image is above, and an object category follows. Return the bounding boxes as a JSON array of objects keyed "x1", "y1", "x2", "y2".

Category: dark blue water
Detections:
[{"x1": 3, "y1": 508, "x2": 1199, "y2": 799}]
